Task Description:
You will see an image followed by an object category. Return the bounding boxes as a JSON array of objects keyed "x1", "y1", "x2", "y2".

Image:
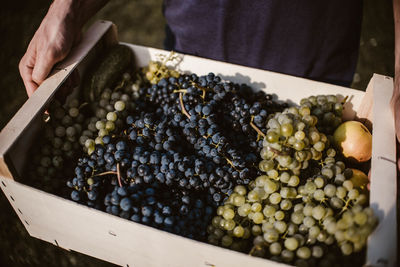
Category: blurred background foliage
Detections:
[{"x1": 0, "y1": 0, "x2": 394, "y2": 266}]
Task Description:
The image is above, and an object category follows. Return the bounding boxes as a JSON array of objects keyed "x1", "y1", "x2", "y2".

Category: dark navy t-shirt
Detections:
[{"x1": 163, "y1": 0, "x2": 363, "y2": 86}]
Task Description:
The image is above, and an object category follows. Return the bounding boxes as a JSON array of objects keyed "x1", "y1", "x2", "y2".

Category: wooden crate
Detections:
[{"x1": 0, "y1": 21, "x2": 397, "y2": 267}]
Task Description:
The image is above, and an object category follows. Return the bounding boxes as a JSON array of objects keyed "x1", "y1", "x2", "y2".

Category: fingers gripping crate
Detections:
[{"x1": 0, "y1": 21, "x2": 397, "y2": 267}]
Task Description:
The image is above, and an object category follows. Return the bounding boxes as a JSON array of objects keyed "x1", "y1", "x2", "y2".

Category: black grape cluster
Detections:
[
  {"x1": 66, "y1": 72, "x2": 286, "y2": 240},
  {"x1": 69, "y1": 142, "x2": 214, "y2": 240}
]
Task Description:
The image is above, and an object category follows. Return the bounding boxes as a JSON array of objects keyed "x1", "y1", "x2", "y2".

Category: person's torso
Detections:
[{"x1": 163, "y1": 0, "x2": 363, "y2": 86}]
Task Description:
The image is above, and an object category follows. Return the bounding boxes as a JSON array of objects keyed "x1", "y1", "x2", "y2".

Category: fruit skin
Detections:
[
  {"x1": 333, "y1": 121, "x2": 372, "y2": 163},
  {"x1": 350, "y1": 168, "x2": 369, "y2": 192}
]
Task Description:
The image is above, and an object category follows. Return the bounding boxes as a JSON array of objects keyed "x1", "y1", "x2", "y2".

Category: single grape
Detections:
[{"x1": 284, "y1": 237, "x2": 299, "y2": 251}]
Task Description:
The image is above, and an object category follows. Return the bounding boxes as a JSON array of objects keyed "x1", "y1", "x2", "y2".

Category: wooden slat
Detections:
[
  {"x1": 357, "y1": 77, "x2": 374, "y2": 130},
  {"x1": 366, "y1": 74, "x2": 397, "y2": 267},
  {"x1": 0, "y1": 177, "x2": 289, "y2": 267}
]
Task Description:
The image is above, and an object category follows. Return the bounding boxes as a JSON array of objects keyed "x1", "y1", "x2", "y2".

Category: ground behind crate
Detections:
[{"x1": 0, "y1": 0, "x2": 396, "y2": 266}]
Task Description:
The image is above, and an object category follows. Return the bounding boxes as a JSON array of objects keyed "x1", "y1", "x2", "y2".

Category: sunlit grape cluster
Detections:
[
  {"x1": 207, "y1": 102, "x2": 377, "y2": 265},
  {"x1": 143, "y1": 59, "x2": 180, "y2": 85},
  {"x1": 260, "y1": 104, "x2": 330, "y2": 176}
]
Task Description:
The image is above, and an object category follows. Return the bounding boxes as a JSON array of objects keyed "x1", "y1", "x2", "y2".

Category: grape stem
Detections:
[
  {"x1": 249, "y1": 120, "x2": 266, "y2": 138},
  {"x1": 249, "y1": 244, "x2": 265, "y2": 256},
  {"x1": 341, "y1": 95, "x2": 349, "y2": 105},
  {"x1": 225, "y1": 157, "x2": 237, "y2": 170},
  {"x1": 179, "y1": 92, "x2": 190, "y2": 118},
  {"x1": 117, "y1": 163, "x2": 123, "y2": 187},
  {"x1": 114, "y1": 79, "x2": 126, "y2": 92},
  {"x1": 267, "y1": 145, "x2": 289, "y2": 156},
  {"x1": 173, "y1": 89, "x2": 187, "y2": 94}
]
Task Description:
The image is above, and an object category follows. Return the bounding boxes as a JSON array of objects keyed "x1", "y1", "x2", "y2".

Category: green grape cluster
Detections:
[
  {"x1": 28, "y1": 98, "x2": 84, "y2": 189},
  {"x1": 208, "y1": 101, "x2": 377, "y2": 266},
  {"x1": 79, "y1": 72, "x2": 138, "y2": 154},
  {"x1": 143, "y1": 60, "x2": 180, "y2": 85},
  {"x1": 300, "y1": 95, "x2": 344, "y2": 134},
  {"x1": 260, "y1": 105, "x2": 328, "y2": 175}
]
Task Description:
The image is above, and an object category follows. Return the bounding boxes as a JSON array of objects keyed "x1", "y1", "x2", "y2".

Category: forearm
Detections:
[
  {"x1": 50, "y1": 0, "x2": 109, "y2": 29},
  {"x1": 75, "y1": 0, "x2": 109, "y2": 27},
  {"x1": 392, "y1": 0, "x2": 400, "y2": 147},
  {"x1": 394, "y1": 0, "x2": 400, "y2": 78}
]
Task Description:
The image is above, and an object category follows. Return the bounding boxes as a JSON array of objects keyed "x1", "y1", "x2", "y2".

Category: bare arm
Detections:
[
  {"x1": 392, "y1": 0, "x2": 400, "y2": 170},
  {"x1": 19, "y1": 0, "x2": 108, "y2": 96}
]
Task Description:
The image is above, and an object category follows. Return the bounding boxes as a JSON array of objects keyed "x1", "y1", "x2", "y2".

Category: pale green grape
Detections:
[
  {"x1": 336, "y1": 186, "x2": 347, "y2": 199},
  {"x1": 311, "y1": 205, "x2": 326, "y2": 220},
  {"x1": 264, "y1": 179, "x2": 278, "y2": 193},
  {"x1": 68, "y1": 107, "x2": 79, "y2": 118},
  {"x1": 284, "y1": 237, "x2": 299, "y2": 251},
  {"x1": 274, "y1": 210, "x2": 285, "y2": 221},
  {"x1": 324, "y1": 184, "x2": 336, "y2": 197},
  {"x1": 221, "y1": 235, "x2": 233, "y2": 247},
  {"x1": 263, "y1": 205, "x2": 276, "y2": 217},
  {"x1": 288, "y1": 175, "x2": 300, "y2": 187},
  {"x1": 224, "y1": 219, "x2": 236, "y2": 230},
  {"x1": 274, "y1": 220, "x2": 287, "y2": 234},
  {"x1": 251, "y1": 203, "x2": 262, "y2": 212},
  {"x1": 313, "y1": 189, "x2": 325, "y2": 201},
  {"x1": 308, "y1": 225, "x2": 321, "y2": 238},
  {"x1": 312, "y1": 246, "x2": 324, "y2": 258},
  {"x1": 106, "y1": 112, "x2": 117, "y2": 122},
  {"x1": 291, "y1": 212, "x2": 304, "y2": 225},
  {"x1": 233, "y1": 195, "x2": 246, "y2": 206},
  {"x1": 266, "y1": 131, "x2": 279, "y2": 143},
  {"x1": 280, "y1": 199, "x2": 292, "y2": 210},
  {"x1": 269, "y1": 242, "x2": 282, "y2": 255},
  {"x1": 238, "y1": 203, "x2": 251, "y2": 217},
  {"x1": 263, "y1": 228, "x2": 279, "y2": 243},
  {"x1": 340, "y1": 242, "x2": 353, "y2": 255},
  {"x1": 354, "y1": 211, "x2": 368, "y2": 226},
  {"x1": 114, "y1": 100, "x2": 126, "y2": 111},
  {"x1": 303, "y1": 216, "x2": 315, "y2": 228},
  {"x1": 269, "y1": 193, "x2": 282, "y2": 204},
  {"x1": 252, "y1": 212, "x2": 264, "y2": 224},
  {"x1": 234, "y1": 185, "x2": 247, "y2": 196},
  {"x1": 233, "y1": 225, "x2": 244, "y2": 237},
  {"x1": 222, "y1": 208, "x2": 235, "y2": 220},
  {"x1": 303, "y1": 203, "x2": 315, "y2": 217},
  {"x1": 95, "y1": 121, "x2": 106, "y2": 130},
  {"x1": 347, "y1": 189, "x2": 359, "y2": 200},
  {"x1": 296, "y1": 246, "x2": 311, "y2": 259},
  {"x1": 252, "y1": 225, "x2": 262, "y2": 236}
]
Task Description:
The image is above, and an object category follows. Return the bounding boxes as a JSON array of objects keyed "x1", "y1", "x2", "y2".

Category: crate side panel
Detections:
[
  {"x1": 367, "y1": 74, "x2": 397, "y2": 267},
  {"x1": 4, "y1": 179, "x2": 288, "y2": 267}
]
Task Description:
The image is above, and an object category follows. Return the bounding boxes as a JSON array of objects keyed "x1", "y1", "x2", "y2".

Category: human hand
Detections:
[
  {"x1": 390, "y1": 73, "x2": 400, "y2": 171},
  {"x1": 19, "y1": 0, "x2": 81, "y2": 97}
]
